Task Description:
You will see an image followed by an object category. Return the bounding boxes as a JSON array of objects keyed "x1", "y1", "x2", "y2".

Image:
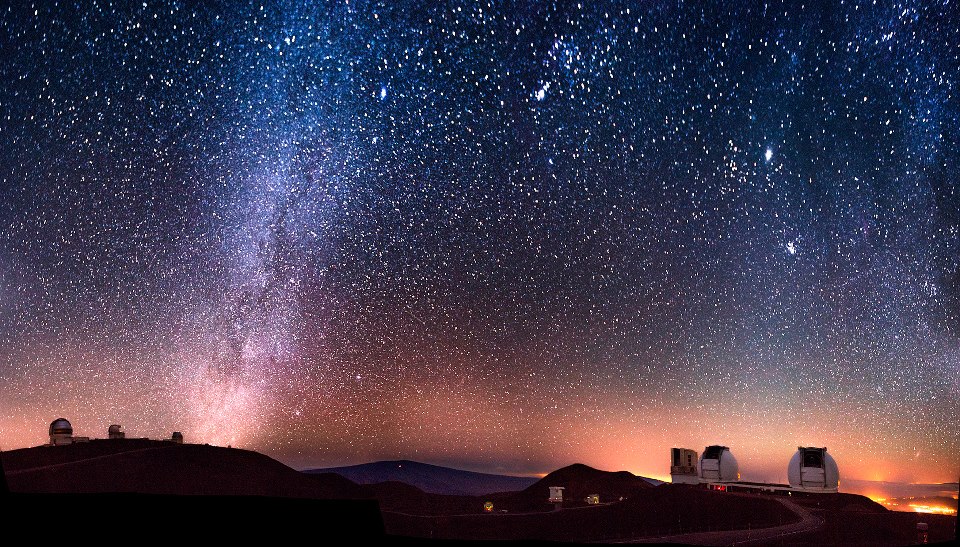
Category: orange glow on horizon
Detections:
[
  {"x1": 866, "y1": 494, "x2": 958, "y2": 517},
  {"x1": 909, "y1": 504, "x2": 957, "y2": 515}
]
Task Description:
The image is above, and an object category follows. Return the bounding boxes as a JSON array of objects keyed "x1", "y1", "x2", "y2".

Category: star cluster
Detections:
[{"x1": 0, "y1": 1, "x2": 957, "y2": 483}]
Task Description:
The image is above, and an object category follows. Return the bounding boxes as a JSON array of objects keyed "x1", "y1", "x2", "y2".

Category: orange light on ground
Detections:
[{"x1": 909, "y1": 504, "x2": 957, "y2": 516}]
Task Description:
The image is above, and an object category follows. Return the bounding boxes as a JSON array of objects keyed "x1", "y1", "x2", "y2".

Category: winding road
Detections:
[{"x1": 609, "y1": 497, "x2": 823, "y2": 545}]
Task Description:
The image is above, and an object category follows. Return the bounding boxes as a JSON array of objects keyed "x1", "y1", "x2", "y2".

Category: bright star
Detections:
[
  {"x1": 765, "y1": 148, "x2": 773, "y2": 162},
  {"x1": 534, "y1": 81, "x2": 550, "y2": 101}
]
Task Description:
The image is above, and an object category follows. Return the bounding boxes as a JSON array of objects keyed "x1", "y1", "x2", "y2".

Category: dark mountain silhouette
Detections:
[
  {"x1": 307, "y1": 459, "x2": 539, "y2": 496},
  {"x1": 1, "y1": 439, "x2": 382, "y2": 542},
  {"x1": 497, "y1": 462, "x2": 653, "y2": 512},
  {"x1": 4, "y1": 442, "x2": 954, "y2": 545},
  {"x1": 2, "y1": 438, "x2": 365, "y2": 498}
]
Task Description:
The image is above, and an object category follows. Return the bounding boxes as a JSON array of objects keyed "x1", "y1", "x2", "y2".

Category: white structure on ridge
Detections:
[
  {"x1": 787, "y1": 447, "x2": 839, "y2": 492},
  {"x1": 699, "y1": 445, "x2": 740, "y2": 483},
  {"x1": 47, "y1": 418, "x2": 183, "y2": 446}
]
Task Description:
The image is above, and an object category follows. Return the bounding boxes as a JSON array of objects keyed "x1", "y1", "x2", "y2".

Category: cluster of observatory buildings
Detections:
[
  {"x1": 670, "y1": 445, "x2": 841, "y2": 493},
  {"x1": 47, "y1": 418, "x2": 184, "y2": 446},
  {"x1": 546, "y1": 444, "x2": 841, "y2": 508},
  {"x1": 46, "y1": 418, "x2": 841, "y2": 501}
]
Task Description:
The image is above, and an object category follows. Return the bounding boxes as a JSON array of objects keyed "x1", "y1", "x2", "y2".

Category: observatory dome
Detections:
[
  {"x1": 788, "y1": 447, "x2": 839, "y2": 491},
  {"x1": 49, "y1": 418, "x2": 73, "y2": 436},
  {"x1": 699, "y1": 445, "x2": 739, "y2": 482}
]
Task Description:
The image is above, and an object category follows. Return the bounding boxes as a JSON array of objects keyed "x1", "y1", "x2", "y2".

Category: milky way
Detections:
[{"x1": 0, "y1": 1, "x2": 957, "y2": 483}]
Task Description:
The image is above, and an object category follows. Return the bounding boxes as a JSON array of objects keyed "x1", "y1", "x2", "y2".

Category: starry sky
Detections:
[{"x1": 0, "y1": 1, "x2": 957, "y2": 485}]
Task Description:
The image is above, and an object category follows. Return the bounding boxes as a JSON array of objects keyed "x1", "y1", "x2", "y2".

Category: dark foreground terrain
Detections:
[
  {"x1": 4, "y1": 492, "x2": 385, "y2": 542},
  {"x1": 3, "y1": 441, "x2": 955, "y2": 545}
]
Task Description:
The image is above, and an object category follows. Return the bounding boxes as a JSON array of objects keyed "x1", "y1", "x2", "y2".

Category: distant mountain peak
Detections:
[{"x1": 306, "y1": 460, "x2": 539, "y2": 496}]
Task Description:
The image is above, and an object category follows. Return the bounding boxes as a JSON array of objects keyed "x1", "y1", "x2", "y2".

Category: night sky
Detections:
[{"x1": 0, "y1": 1, "x2": 957, "y2": 485}]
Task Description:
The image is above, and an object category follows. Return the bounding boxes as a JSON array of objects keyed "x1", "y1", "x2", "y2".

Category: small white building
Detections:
[
  {"x1": 548, "y1": 486, "x2": 565, "y2": 503},
  {"x1": 699, "y1": 445, "x2": 740, "y2": 483},
  {"x1": 788, "y1": 447, "x2": 839, "y2": 492}
]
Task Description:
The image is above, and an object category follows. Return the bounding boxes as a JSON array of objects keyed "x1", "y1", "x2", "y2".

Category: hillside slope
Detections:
[{"x1": 307, "y1": 459, "x2": 538, "y2": 495}]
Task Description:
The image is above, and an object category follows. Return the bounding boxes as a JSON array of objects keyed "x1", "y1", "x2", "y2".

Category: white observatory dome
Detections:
[
  {"x1": 699, "y1": 445, "x2": 740, "y2": 482},
  {"x1": 788, "y1": 447, "x2": 839, "y2": 491},
  {"x1": 49, "y1": 418, "x2": 73, "y2": 436}
]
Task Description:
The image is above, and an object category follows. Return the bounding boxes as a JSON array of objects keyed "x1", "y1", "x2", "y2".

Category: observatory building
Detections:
[
  {"x1": 699, "y1": 445, "x2": 740, "y2": 483},
  {"x1": 788, "y1": 447, "x2": 839, "y2": 492},
  {"x1": 548, "y1": 486, "x2": 565, "y2": 510},
  {"x1": 108, "y1": 424, "x2": 125, "y2": 439},
  {"x1": 49, "y1": 418, "x2": 73, "y2": 445},
  {"x1": 46, "y1": 418, "x2": 184, "y2": 446},
  {"x1": 548, "y1": 486, "x2": 565, "y2": 503},
  {"x1": 670, "y1": 448, "x2": 700, "y2": 484},
  {"x1": 48, "y1": 418, "x2": 89, "y2": 445},
  {"x1": 667, "y1": 444, "x2": 840, "y2": 495}
]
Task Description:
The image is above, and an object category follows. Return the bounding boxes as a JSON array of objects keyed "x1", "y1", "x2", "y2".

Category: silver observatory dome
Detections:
[
  {"x1": 788, "y1": 447, "x2": 839, "y2": 491},
  {"x1": 49, "y1": 418, "x2": 73, "y2": 436},
  {"x1": 699, "y1": 445, "x2": 740, "y2": 482}
]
